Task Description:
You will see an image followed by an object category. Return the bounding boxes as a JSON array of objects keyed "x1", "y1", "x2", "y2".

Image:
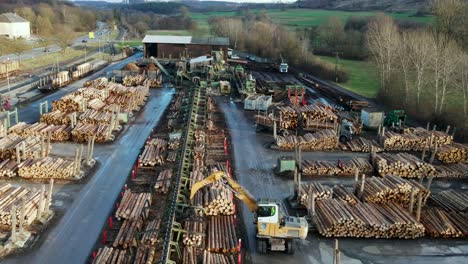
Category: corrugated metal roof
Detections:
[
  {"x1": 0, "y1": 13, "x2": 29, "y2": 23},
  {"x1": 142, "y1": 35, "x2": 229, "y2": 46}
]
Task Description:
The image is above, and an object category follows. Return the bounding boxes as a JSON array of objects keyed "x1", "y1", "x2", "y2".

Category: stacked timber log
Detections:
[
  {"x1": 166, "y1": 151, "x2": 177, "y2": 162},
  {"x1": 207, "y1": 216, "x2": 239, "y2": 253},
  {"x1": 18, "y1": 157, "x2": 75, "y2": 179},
  {"x1": 299, "y1": 183, "x2": 332, "y2": 206},
  {"x1": 182, "y1": 247, "x2": 199, "y2": 264},
  {"x1": 9, "y1": 122, "x2": 72, "y2": 141},
  {"x1": 277, "y1": 106, "x2": 298, "y2": 129},
  {"x1": 375, "y1": 153, "x2": 436, "y2": 178},
  {"x1": 436, "y1": 143, "x2": 468, "y2": 163},
  {"x1": 139, "y1": 138, "x2": 167, "y2": 166},
  {"x1": 76, "y1": 87, "x2": 108, "y2": 101},
  {"x1": 203, "y1": 251, "x2": 236, "y2": 264},
  {"x1": 301, "y1": 158, "x2": 372, "y2": 176},
  {"x1": 113, "y1": 219, "x2": 142, "y2": 249},
  {"x1": 84, "y1": 77, "x2": 108, "y2": 88},
  {"x1": 299, "y1": 103, "x2": 338, "y2": 123},
  {"x1": 115, "y1": 190, "x2": 151, "y2": 220},
  {"x1": 106, "y1": 84, "x2": 149, "y2": 108},
  {"x1": 0, "y1": 183, "x2": 50, "y2": 226},
  {"x1": 40, "y1": 110, "x2": 73, "y2": 125},
  {"x1": 123, "y1": 75, "x2": 146, "y2": 86},
  {"x1": 183, "y1": 219, "x2": 205, "y2": 247},
  {"x1": 435, "y1": 163, "x2": 468, "y2": 178},
  {"x1": 154, "y1": 169, "x2": 172, "y2": 194},
  {"x1": 0, "y1": 135, "x2": 49, "y2": 160},
  {"x1": 92, "y1": 247, "x2": 131, "y2": 264},
  {"x1": 204, "y1": 186, "x2": 234, "y2": 216},
  {"x1": 87, "y1": 98, "x2": 107, "y2": 111},
  {"x1": 381, "y1": 128, "x2": 453, "y2": 151},
  {"x1": 134, "y1": 247, "x2": 156, "y2": 264},
  {"x1": 190, "y1": 170, "x2": 205, "y2": 216},
  {"x1": 342, "y1": 137, "x2": 383, "y2": 153},
  {"x1": 78, "y1": 109, "x2": 114, "y2": 125},
  {"x1": 332, "y1": 185, "x2": 359, "y2": 205},
  {"x1": 429, "y1": 190, "x2": 468, "y2": 213},
  {"x1": 0, "y1": 159, "x2": 18, "y2": 177},
  {"x1": 421, "y1": 208, "x2": 468, "y2": 238},
  {"x1": 52, "y1": 94, "x2": 86, "y2": 112},
  {"x1": 140, "y1": 219, "x2": 160, "y2": 246},
  {"x1": 147, "y1": 78, "x2": 161, "y2": 88},
  {"x1": 314, "y1": 199, "x2": 425, "y2": 238},
  {"x1": 71, "y1": 123, "x2": 112, "y2": 143},
  {"x1": 276, "y1": 130, "x2": 337, "y2": 151},
  {"x1": 168, "y1": 138, "x2": 181, "y2": 150},
  {"x1": 356, "y1": 175, "x2": 430, "y2": 208}
]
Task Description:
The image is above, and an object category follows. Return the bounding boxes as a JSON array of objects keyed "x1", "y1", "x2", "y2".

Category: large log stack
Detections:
[
  {"x1": 332, "y1": 185, "x2": 359, "y2": 205},
  {"x1": 18, "y1": 157, "x2": 76, "y2": 179},
  {"x1": 140, "y1": 219, "x2": 160, "y2": 246},
  {"x1": 112, "y1": 219, "x2": 142, "y2": 249},
  {"x1": 341, "y1": 137, "x2": 383, "y2": 153},
  {"x1": 375, "y1": 153, "x2": 436, "y2": 178},
  {"x1": 314, "y1": 199, "x2": 425, "y2": 238},
  {"x1": 301, "y1": 158, "x2": 372, "y2": 176},
  {"x1": 71, "y1": 123, "x2": 113, "y2": 143},
  {"x1": 277, "y1": 106, "x2": 298, "y2": 129},
  {"x1": 9, "y1": 122, "x2": 72, "y2": 142},
  {"x1": 381, "y1": 127, "x2": 453, "y2": 151},
  {"x1": 356, "y1": 175, "x2": 430, "y2": 208},
  {"x1": 204, "y1": 186, "x2": 234, "y2": 216},
  {"x1": 436, "y1": 143, "x2": 468, "y2": 164},
  {"x1": 276, "y1": 130, "x2": 337, "y2": 151},
  {"x1": 78, "y1": 109, "x2": 115, "y2": 125},
  {"x1": 40, "y1": 110, "x2": 73, "y2": 125},
  {"x1": 299, "y1": 102, "x2": 338, "y2": 127},
  {"x1": 206, "y1": 215, "x2": 239, "y2": 254},
  {"x1": 139, "y1": 138, "x2": 168, "y2": 166},
  {"x1": 115, "y1": 190, "x2": 151, "y2": 221},
  {"x1": 183, "y1": 218, "x2": 205, "y2": 247},
  {"x1": 0, "y1": 134, "x2": 50, "y2": 161},
  {"x1": 0, "y1": 183, "x2": 50, "y2": 227},
  {"x1": 420, "y1": 208, "x2": 468, "y2": 238},
  {"x1": 435, "y1": 163, "x2": 468, "y2": 178},
  {"x1": 154, "y1": 169, "x2": 172, "y2": 194},
  {"x1": 429, "y1": 190, "x2": 468, "y2": 213},
  {"x1": 0, "y1": 159, "x2": 19, "y2": 177},
  {"x1": 123, "y1": 75, "x2": 146, "y2": 86},
  {"x1": 299, "y1": 182, "x2": 332, "y2": 206},
  {"x1": 52, "y1": 94, "x2": 86, "y2": 113}
]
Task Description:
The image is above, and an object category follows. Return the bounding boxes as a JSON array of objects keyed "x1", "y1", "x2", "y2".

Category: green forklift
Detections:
[{"x1": 384, "y1": 110, "x2": 407, "y2": 127}]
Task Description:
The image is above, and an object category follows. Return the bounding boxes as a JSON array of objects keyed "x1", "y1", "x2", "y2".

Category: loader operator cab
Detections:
[
  {"x1": 339, "y1": 119, "x2": 355, "y2": 143},
  {"x1": 255, "y1": 202, "x2": 281, "y2": 225}
]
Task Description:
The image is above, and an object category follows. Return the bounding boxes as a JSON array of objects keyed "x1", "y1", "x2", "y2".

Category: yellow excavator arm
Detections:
[{"x1": 190, "y1": 171, "x2": 258, "y2": 212}]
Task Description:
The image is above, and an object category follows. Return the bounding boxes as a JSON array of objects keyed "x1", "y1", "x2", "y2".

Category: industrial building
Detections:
[
  {"x1": 142, "y1": 35, "x2": 230, "y2": 59},
  {"x1": 0, "y1": 13, "x2": 30, "y2": 39}
]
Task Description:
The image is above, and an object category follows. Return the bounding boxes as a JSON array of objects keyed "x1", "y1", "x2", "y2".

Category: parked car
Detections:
[
  {"x1": 231, "y1": 55, "x2": 240, "y2": 60},
  {"x1": 247, "y1": 55, "x2": 256, "y2": 61}
]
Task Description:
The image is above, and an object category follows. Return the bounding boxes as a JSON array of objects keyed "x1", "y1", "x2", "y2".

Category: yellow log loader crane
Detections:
[{"x1": 190, "y1": 171, "x2": 309, "y2": 254}]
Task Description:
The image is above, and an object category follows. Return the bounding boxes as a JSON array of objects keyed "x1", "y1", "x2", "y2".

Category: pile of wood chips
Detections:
[{"x1": 375, "y1": 153, "x2": 436, "y2": 178}]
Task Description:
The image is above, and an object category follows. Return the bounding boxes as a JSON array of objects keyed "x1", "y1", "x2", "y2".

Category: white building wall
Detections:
[{"x1": 0, "y1": 21, "x2": 30, "y2": 39}]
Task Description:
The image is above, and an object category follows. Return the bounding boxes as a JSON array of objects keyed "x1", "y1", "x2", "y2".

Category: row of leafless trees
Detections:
[{"x1": 367, "y1": 0, "x2": 468, "y2": 139}]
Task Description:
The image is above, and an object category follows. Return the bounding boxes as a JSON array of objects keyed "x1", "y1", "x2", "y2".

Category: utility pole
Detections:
[
  {"x1": 84, "y1": 43, "x2": 87, "y2": 63},
  {"x1": 6, "y1": 57, "x2": 10, "y2": 93},
  {"x1": 332, "y1": 51, "x2": 343, "y2": 83}
]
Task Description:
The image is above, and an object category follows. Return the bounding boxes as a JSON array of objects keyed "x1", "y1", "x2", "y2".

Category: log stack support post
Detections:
[
  {"x1": 86, "y1": 135, "x2": 96, "y2": 166},
  {"x1": 359, "y1": 174, "x2": 366, "y2": 200},
  {"x1": 1, "y1": 119, "x2": 8, "y2": 137},
  {"x1": 409, "y1": 189, "x2": 415, "y2": 214},
  {"x1": 70, "y1": 112, "x2": 77, "y2": 128},
  {"x1": 273, "y1": 120, "x2": 277, "y2": 140},
  {"x1": 333, "y1": 239, "x2": 341, "y2": 264},
  {"x1": 6, "y1": 107, "x2": 18, "y2": 128},
  {"x1": 39, "y1": 101, "x2": 49, "y2": 115},
  {"x1": 416, "y1": 193, "x2": 423, "y2": 221}
]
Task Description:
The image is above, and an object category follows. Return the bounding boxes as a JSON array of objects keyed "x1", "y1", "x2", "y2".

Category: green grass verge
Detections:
[{"x1": 317, "y1": 55, "x2": 379, "y2": 98}]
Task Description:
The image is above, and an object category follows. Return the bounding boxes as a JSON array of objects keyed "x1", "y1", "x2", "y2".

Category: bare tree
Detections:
[
  {"x1": 10, "y1": 39, "x2": 30, "y2": 63},
  {"x1": 55, "y1": 26, "x2": 75, "y2": 54},
  {"x1": 459, "y1": 54, "x2": 468, "y2": 119},
  {"x1": 437, "y1": 40, "x2": 461, "y2": 114},
  {"x1": 396, "y1": 32, "x2": 411, "y2": 105}
]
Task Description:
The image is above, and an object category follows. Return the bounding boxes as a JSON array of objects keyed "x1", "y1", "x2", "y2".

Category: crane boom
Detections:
[{"x1": 190, "y1": 171, "x2": 258, "y2": 212}]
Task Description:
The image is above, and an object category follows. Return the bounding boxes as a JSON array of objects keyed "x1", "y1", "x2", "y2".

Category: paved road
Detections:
[
  {"x1": 218, "y1": 99, "x2": 468, "y2": 264},
  {"x1": 3, "y1": 53, "x2": 173, "y2": 264}
]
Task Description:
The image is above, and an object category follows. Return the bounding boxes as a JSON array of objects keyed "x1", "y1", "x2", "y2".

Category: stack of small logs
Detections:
[
  {"x1": 204, "y1": 186, "x2": 234, "y2": 216},
  {"x1": 341, "y1": 137, "x2": 383, "y2": 152},
  {"x1": 203, "y1": 250, "x2": 236, "y2": 264},
  {"x1": 0, "y1": 134, "x2": 49, "y2": 160},
  {"x1": 52, "y1": 93, "x2": 86, "y2": 112},
  {"x1": 78, "y1": 109, "x2": 114, "y2": 125},
  {"x1": 301, "y1": 158, "x2": 372, "y2": 176},
  {"x1": 190, "y1": 170, "x2": 205, "y2": 216},
  {"x1": 332, "y1": 185, "x2": 359, "y2": 205},
  {"x1": 299, "y1": 182, "x2": 332, "y2": 206},
  {"x1": 123, "y1": 75, "x2": 146, "y2": 86},
  {"x1": 154, "y1": 169, "x2": 172, "y2": 194},
  {"x1": 435, "y1": 163, "x2": 468, "y2": 178},
  {"x1": 113, "y1": 218, "x2": 142, "y2": 249},
  {"x1": 134, "y1": 247, "x2": 156, "y2": 264},
  {"x1": 420, "y1": 208, "x2": 467, "y2": 238},
  {"x1": 436, "y1": 143, "x2": 468, "y2": 163},
  {"x1": 375, "y1": 153, "x2": 436, "y2": 178},
  {"x1": 314, "y1": 199, "x2": 425, "y2": 238},
  {"x1": 9, "y1": 122, "x2": 71, "y2": 141},
  {"x1": 75, "y1": 87, "x2": 108, "y2": 101},
  {"x1": 87, "y1": 98, "x2": 107, "y2": 111},
  {"x1": 0, "y1": 183, "x2": 50, "y2": 226},
  {"x1": 168, "y1": 138, "x2": 181, "y2": 150},
  {"x1": 115, "y1": 190, "x2": 151, "y2": 220},
  {"x1": 0, "y1": 159, "x2": 18, "y2": 177},
  {"x1": 18, "y1": 157, "x2": 75, "y2": 179},
  {"x1": 381, "y1": 128, "x2": 453, "y2": 151},
  {"x1": 356, "y1": 175, "x2": 430, "y2": 208},
  {"x1": 277, "y1": 106, "x2": 298, "y2": 129},
  {"x1": 183, "y1": 218, "x2": 205, "y2": 247},
  {"x1": 84, "y1": 77, "x2": 108, "y2": 88},
  {"x1": 206, "y1": 215, "x2": 239, "y2": 253},
  {"x1": 40, "y1": 110, "x2": 73, "y2": 125},
  {"x1": 92, "y1": 247, "x2": 131, "y2": 264},
  {"x1": 299, "y1": 102, "x2": 338, "y2": 123},
  {"x1": 276, "y1": 130, "x2": 337, "y2": 151},
  {"x1": 71, "y1": 123, "x2": 112, "y2": 143},
  {"x1": 140, "y1": 218, "x2": 160, "y2": 246},
  {"x1": 429, "y1": 190, "x2": 468, "y2": 213},
  {"x1": 139, "y1": 138, "x2": 167, "y2": 166}
]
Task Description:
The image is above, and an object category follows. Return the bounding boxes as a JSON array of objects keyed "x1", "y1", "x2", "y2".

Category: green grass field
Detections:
[
  {"x1": 191, "y1": 8, "x2": 432, "y2": 29},
  {"x1": 317, "y1": 55, "x2": 379, "y2": 98}
]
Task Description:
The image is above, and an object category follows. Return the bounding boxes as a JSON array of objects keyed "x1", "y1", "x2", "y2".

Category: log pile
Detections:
[
  {"x1": 207, "y1": 216, "x2": 239, "y2": 253},
  {"x1": 9, "y1": 122, "x2": 72, "y2": 141},
  {"x1": 277, "y1": 106, "x2": 298, "y2": 129},
  {"x1": 436, "y1": 143, "x2": 468, "y2": 164},
  {"x1": 84, "y1": 77, "x2": 108, "y2": 88},
  {"x1": 375, "y1": 153, "x2": 436, "y2": 178},
  {"x1": 92, "y1": 247, "x2": 131, "y2": 264},
  {"x1": 71, "y1": 123, "x2": 112, "y2": 143},
  {"x1": 183, "y1": 219, "x2": 205, "y2": 247},
  {"x1": 40, "y1": 110, "x2": 73, "y2": 125},
  {"x1": 123, "y1": 75, "x2": 146, "y2": 86},
  {"x1": 435, "y1": 163, "x2": 468, "y2": 178},
  {"x1": 115, "y1": 190, "x2": 151, "y2": 220},
  {"x1": 52, "y1": 94, "x2": 86, "y2": 112},
  {"x1": 381, "y1": 128, "x2": 453, "y2": 151},
  {"x1": 113, "y1": 219, "x2": 142, "y2": 248},
  {"x1": 139, "y1": 138, "x2": 167, "y2": 166},
  {"x1": 168, "y1": 138, "x2": 181, "y2": 150},
  {"x1": 87, "y1": 98, "x2": 107, "y2": 111},
  {"x1": 140, "y1": 219, "x2": 160, "y2": 246},
  {"x1": 356, "y1": 175, "x2": 430, "y2": 208},
  {"x1": 0, "y1": 135, "x2": 49, "y2": 160},
  {"x1": 332, "y1": 185, "x2": 359, "y2": 205},
  {"x1": 0, "y1": 159, "x2": 18, "y2": 177},
  {"x1": 75, "y1": 87, "x2": 108, "y2": 101},
  {"x1": 314, "y1": 199, "x2": 425, "y2": 238},
  {"x1": 166, "y1": 151, "x2": 177, "y2": 162},
  {"x1": 299, "y1": 183, "x2": 332, "y2": 206},
  {"x1": 18, "y1": 157, "x2": 75, "y2": 179},
  {"x1": 0, "y1": 183, "x2": 50, "y2": 226},
  {"x1": 78, "y1": 109, "x2": 114, "y2": 125},
  {"x1": 341, "y1": 137, "x2": 383, "y2": 153},
  {"x1": 299, "y1": 103, "x2": 338, "y2": 123},
  {"x1": 301, "y1": 158, "x2": 372, "y2": 176},
  {"x1": 154, "y1": 169, "x2": 172, "y2": 194},
  {"x1": 276, "y1": 130, "x2": 337, "y2": 151},
  {"x1": 203, "y1": 251, "x2": 236, "y2": 264},
  {"x1": 134, "y1": 247, "x2": 156, "y2": 264},
  {"x1": 204, "y1": 187, "x2": 234, "y2": 216},
  {"x1": 429, "y1": 190, "x2": 468, "y2": 213},
  {"x1": 182, "y1": 247, "x2": 199, "y2": 264},
  {"x1": 421, "y1": 208, "x2": 468, "y2": 238}
]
